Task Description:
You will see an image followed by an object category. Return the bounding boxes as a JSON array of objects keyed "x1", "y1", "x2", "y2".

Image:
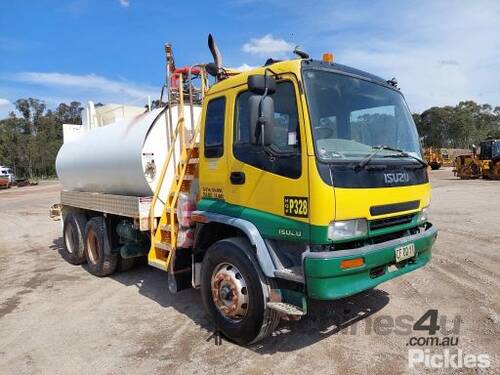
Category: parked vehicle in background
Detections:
[
  {"x1": 0, "y1": 176, "x2": 10, "y2": 189},
  {"x1": 453, "y1": 138, "x2": 500, "y2": 179},
  {"x1": 440, "y1": 148, "x2": 453, "y2": 167},
  {"x1": 424, "y1": 148, "x2": 443, "y2": 170},
  {"x1": 0, "y1": 166, "x2": 16, "y2": 188}
]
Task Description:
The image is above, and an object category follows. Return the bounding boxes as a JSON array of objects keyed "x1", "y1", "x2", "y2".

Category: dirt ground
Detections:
[{"x1": 0, "y1": 169, "x2": 499, "y2": 374}]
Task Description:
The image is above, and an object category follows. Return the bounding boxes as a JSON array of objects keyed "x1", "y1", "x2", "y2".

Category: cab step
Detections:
[
  {"x1": 267, "y1": 302, "x2": 305, "y2": 316},
  {"x1": 176, "y1": 174, "x2": 195, "y2": 181},
  {"x1": 180, "y1": 157, "x2": 199, "y2": 165},
  {"x1": 154, "y1": 241, "x2": 173, "y2": 252},
  {"x1": 149, "y1": 258, "x2": 168, "y2": 271},
  {"x1": 160, "y1": 224, "x2": 172, "y2": 232}
]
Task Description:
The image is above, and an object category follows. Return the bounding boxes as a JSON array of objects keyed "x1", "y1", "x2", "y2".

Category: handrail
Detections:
[
  {"x1": 168, "y1": 73, "x2": 185, "y2": 248},
  {"x1": 188, "y1": 64, "x2": 208, "y2": 141},
  {"x1": 148, "y1": 65, "x2": 209, "y2": 255},
  {"x1": 148, "y1": 74, "x2": 185, "y2": 240}
]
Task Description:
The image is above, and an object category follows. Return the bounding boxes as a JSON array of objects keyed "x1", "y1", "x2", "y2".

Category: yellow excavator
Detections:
[
  {"x1": 440, "y1": 148, "x2": 453, "y2": 167},
  {"x1": 424, "y1": 147, "x2": 443, "y2": 170},
  {"x1": 453, "y1": 138, "x2": 500, "y2": 179}
]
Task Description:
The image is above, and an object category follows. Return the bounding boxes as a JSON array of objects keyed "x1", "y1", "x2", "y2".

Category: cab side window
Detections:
[
  {"x1": 234, "y1": 81, "x2": 301, "y2": 178},
  {"x1": 204, "y1": 97, "x2": 226, "y2": 158}
]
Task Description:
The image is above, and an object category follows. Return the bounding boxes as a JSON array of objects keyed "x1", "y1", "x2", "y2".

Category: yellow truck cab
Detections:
[{"x1": 191, "y1": 57, "x2": 437, "y2": 342}]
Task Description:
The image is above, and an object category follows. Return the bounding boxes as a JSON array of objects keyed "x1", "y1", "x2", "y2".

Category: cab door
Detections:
[
  {"x1": 225, "y1": 75, "x2": 310, "y2": 241},
  {"x1": 198, "y1": 95, "x2": 228, "y2": 202}
]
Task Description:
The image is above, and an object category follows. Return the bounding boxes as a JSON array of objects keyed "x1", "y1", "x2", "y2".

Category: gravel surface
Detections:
[{"x1": 0, "y1": 169, "x2": 498, "y2": 374}]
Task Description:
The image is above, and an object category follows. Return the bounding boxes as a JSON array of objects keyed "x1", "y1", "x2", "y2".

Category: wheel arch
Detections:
[{"x1": 192, "y1": 211, "x2": 277, "y2": 277}]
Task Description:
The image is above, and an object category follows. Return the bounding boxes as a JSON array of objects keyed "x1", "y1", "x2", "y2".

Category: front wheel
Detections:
[{"x1": 200, "y1": 237, "x2": 279, "y2": 345}]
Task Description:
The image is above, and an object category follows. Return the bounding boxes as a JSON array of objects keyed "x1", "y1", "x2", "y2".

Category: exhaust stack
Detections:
[{"x1": 207, "y1": 34, "x2": 226, "y2": 80}]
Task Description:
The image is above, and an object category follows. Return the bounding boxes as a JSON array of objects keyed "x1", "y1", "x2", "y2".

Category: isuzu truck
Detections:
[{"x1": 52, "y1": 36, "x2": 437, "y2": 345}]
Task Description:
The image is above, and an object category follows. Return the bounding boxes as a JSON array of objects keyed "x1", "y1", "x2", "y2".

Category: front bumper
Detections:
[{"x1": 304, "y1": 223, "x2": 438, "y2": 300}]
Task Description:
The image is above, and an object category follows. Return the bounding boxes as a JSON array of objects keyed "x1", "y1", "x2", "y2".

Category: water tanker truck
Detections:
[{"x1": 51, "y1": 36, "x2": 438, "y2": 345}]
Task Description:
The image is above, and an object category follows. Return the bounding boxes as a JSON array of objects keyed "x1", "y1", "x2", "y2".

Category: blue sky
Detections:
[{"x1": 1, "y1": 0, "x2": 499, "y2": 118}]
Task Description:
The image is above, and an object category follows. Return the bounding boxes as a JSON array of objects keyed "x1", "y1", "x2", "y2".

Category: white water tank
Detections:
[{"x1": 56, "y1": 105, "x2": 201, "y2": 201}]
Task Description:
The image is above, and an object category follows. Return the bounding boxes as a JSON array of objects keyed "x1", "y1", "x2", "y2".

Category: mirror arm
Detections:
[{"x1": 257, "y1": 69, "x2": 272, "y2": 145}]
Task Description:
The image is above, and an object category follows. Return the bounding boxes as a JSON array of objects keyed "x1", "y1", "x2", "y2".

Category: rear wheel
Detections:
[
  {"x1": 471, "y1": 162, "x2": 481, "y2": 177},
  {"x1": 62, "y1": 212, "x2": 87, "y2": 265},
  {"x1": 200, "y1": 237, "x2": 279, "y2": 345},
  {"x1": 491, "y1": 161, "x2": 500, "y2": 180},
  {"x1": 84, "y1": 217, "x2": 118, "y2": 277}
]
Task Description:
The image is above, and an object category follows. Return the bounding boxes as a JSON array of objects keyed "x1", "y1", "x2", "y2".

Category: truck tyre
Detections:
[
  {"x1": 200, "y1": 237, "x2": 280, "y2": 345},
  {"x1": 84, "y1": 217, "x2": 118, "y2": 277},
  {"x1": 62, "y1": 212, "x2": 87, "y2": 265}
]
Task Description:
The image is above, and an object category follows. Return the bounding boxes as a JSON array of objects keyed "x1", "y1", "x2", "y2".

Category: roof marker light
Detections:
[{"x1": 322, "y1": 53, "x2": 334, "y2": 63}]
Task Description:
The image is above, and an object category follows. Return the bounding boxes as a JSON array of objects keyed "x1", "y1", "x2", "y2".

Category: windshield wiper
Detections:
[
  {"x1": 355, "y1": 145, "x2": 427, "y2": 170},
  {"x1": 355, "y1": 145, "x2": 403, "y2": 170},
  {"x1": 384, "y1": 152, "x2": 428, "y2": 168}
]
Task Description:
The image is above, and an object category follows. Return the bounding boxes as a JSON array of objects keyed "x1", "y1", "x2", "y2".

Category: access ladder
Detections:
[{"x1": 148, "y1": 46, "x2": 208, "y2": 271}]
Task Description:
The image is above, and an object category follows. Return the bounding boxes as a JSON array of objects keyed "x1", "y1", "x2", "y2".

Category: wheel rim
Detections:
[
  {"x1": 86, "y1": 228, "x2": 100, "y2": 265},
  {"x1": 211, "y1": 263, "x2": 249, "y2": 321},
  {"x1": 64, "y1": 223, "x2": 76, "y2": 254}
]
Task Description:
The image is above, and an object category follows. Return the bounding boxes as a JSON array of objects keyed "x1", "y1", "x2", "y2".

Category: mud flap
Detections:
[{"x1": 168, "y1": 247, "x2": 193, "y2": 293}]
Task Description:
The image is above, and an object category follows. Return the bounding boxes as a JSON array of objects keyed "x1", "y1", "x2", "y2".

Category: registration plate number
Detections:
[{"x1": 395, "y1": 243, "x2": 416, "y2": 262}]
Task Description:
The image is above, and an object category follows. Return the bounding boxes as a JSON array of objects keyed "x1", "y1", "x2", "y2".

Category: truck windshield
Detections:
[{"x1": 303, "y1": 69, "x2": 422, "y2": 162}]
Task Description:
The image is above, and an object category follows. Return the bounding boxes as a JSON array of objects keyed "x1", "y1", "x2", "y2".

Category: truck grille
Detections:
[
  {"x1": 370, "y1": 213, "x2": 415, "y2": 231},
  {"x1": 370, "y1": 200, "x2": 419, "y2": 216}
]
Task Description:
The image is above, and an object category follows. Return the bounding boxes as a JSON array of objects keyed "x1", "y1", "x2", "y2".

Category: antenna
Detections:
[{"x1": 293, "y1": 46, "x2": 309, "y2": 59}]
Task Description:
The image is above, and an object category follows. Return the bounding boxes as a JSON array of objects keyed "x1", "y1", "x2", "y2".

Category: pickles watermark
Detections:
[
  {"x1": 340, "y1": 309, "x2": 491, "y2": 369},
  {"x1": 408, "y1": 349, "x2": 491, "y2": 369}
]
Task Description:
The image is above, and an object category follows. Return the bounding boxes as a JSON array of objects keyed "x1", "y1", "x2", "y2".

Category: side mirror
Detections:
[
  {"x1": 249, "y1": 95, "x2": 274, "y2": 146},
  {"x1": 248, "y1": 74, "x2": 276, "y2": 95},
  {"x1": 247, "y1": 74, "x2": 276, "y2": 146}
]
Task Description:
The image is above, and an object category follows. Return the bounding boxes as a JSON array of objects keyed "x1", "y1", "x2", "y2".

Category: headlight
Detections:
[
  {"x1": 416, "y1": 206, "x2": 429, "y2": 223},
  {"x1": 328, "y1": 219, "x2": 368, "y2": 240}
]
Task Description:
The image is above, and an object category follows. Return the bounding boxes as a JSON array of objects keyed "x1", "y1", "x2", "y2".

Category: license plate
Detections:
[{"x1": 395, "y1": 243, "x2": 416, "y2": 262}]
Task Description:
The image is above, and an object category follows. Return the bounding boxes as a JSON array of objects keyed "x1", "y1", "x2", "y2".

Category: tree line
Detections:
[
  {"x1": 1, "y1": 98, "x2": 499, "y2": 179},
  {"x1": 0, "y1": 98, "x2": 82, "y2": 179},
  {"x1": 413, "y1": 101, "x2": 500, "y2": 149}
]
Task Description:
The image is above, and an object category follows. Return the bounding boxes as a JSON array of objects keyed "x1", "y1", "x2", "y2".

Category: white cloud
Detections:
[
  {"x1": 11, "y1": 72, "x2": 156, "y2": 100},
  {"x1": 235, "y1": 63, "x2": 256, "y2": 71},
  {"x1": 0, "y1": 72, "x2": 157, "y2": 118},
  {"x1": 119, "y1": 0, "x2": 130, "y2": 8},
  {"x1": 242, "y1": 34, "x2": 293, "y2": 57},
  {"x1": 0, "y1": 98, "x2": 10, "y2": 107},
  {"x1": 306, "y1": 0, "x2": 500, "y2": 112}
]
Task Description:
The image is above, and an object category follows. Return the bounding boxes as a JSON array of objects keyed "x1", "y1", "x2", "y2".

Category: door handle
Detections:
[{"x1": 230, "y1": 172, "x2": 245, "y2": 185}]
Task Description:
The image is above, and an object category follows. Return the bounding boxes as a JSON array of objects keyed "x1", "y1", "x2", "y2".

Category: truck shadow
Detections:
[
  {"x1": 50, "y1": 237, "x2": 390, "y2": 353},
  {"x1": 252, "y1": 288, "x2": 390, "y2": 353},
  {"x1": 109, "y1": 263, "x2": 390, "y2": 353}
]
